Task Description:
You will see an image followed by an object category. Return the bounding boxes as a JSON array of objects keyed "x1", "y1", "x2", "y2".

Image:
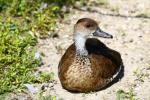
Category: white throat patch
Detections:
[{"x1": 74, "y1": 34, "x2": 88, "y2": 56}]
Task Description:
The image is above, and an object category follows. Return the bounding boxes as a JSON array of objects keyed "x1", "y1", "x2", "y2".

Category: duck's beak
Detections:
[{"x1": 93, "y1": 27, "x2": 113, "y2": 38}]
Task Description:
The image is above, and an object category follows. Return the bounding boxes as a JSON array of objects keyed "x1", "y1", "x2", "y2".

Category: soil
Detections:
[{"x1": 6, "y1": 0, "x2": 150, "y2": 100}]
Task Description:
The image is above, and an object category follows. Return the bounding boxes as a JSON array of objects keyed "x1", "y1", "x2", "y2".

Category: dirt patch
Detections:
[
  {"x1": 37, "y1": 5, "x2": 150, "y2": 100},
  {"x1": 6, "y1": 0, "x2": 150, "y2": 100}
]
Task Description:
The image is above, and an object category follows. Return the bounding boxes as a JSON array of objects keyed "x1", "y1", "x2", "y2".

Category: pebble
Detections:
[{"x1": 24, "y1": 84, "x2": 39, "y2": 94}]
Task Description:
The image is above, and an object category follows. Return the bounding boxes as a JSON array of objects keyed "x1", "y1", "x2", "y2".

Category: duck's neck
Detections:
[{"x1": 74, "y1": 34, "x2": 88, "y2": 56}]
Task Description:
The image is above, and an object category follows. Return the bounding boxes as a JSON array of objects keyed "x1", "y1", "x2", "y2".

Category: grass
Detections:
[
  {"x1": 36, "y1": 72, "x2": 54, "y2": 83},
  {"x1": 0, "y1": 0, "x2": 81, "y2": 96},
  {"x1": 88, "y1": 0, "x2": 108, "y2": 7},
  {"x1": 117, "y1": 28, "x2": 127, "y2": 37},
  {"x1": 97, "y1": 0, "x2": 108, "y2": 6},
  {"x1": 110, "y1": 5, "x2": 120, "y2": 14},
  {"x1": 0, "y1": 93, "x2": 8, "y2": 100},
  {"x1": 116, "y1": 89, "x2": 138, "y2": 100},
  {"x1": 37, "y1": 89, "x2": 57, "y2": 100},
  {"x1": 133, "y1": 68, "x2": 144, "y2": 82},
  {"x1": 133, "y1": 67, "x2": 149, "y2": 83},
  {"x1": 0, "y1": 0, "x2": 79, "y2": 38},
  {"x1": 39, "y1": 95, "x2": 56, "y2": 100},
  {"x1": 0, "y1": 19, "x2": 41, "y2": 94}
]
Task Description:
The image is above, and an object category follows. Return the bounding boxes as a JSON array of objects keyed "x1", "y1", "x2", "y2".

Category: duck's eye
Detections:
[{"x1": 86, "y1": 24, "x2": 92, "y2": 28}]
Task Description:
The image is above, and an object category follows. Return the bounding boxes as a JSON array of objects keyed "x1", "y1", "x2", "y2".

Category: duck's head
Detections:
[
  {"x1": 74, "y1": 18, "x2": 113, "y2": 56},
  {"x1": 74, "y1": 18, "x2": 113, "y2": 39}
]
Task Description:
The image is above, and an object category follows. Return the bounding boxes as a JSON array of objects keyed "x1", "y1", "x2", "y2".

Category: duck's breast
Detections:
[{"x1": 64, "y1": 56, "x2": 95, "y2": 89}]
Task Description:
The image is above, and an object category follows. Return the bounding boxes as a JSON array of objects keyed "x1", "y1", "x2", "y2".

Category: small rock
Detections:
[
  {"x1": 140, "y1": 57, "x2": 144, "y2": 61},
  {"x1": 34, "y1": 52, "x2": 41, "y2": 60},
  {"x1": 129, "y1": 39, "x2": 133, "y2": 43},
  {"x1": 49, "y1": 82, "x2": 54, "y2": 88},
  {"x1": 52, "y1": 33, "x2": 59, "y2": 38},
  {"x1": 125, "y1": 53, "x2": 128, "y2": 55},
  {"x1": 24, "y1": 84, "x2": 38, "y2": 94},
  {"x1": 41, "y1": 83, "x2": 49, "y2": 90}
]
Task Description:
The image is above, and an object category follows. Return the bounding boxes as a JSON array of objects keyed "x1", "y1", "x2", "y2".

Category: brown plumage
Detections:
[{"x1": 58, "y1": 18, "x2": 122, "y2": 92}]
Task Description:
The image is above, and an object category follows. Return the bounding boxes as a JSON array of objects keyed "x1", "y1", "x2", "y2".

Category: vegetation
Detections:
[
  {"x1": 0, "y1": 0, "x2": 79, "y2": 95},
  {"x1": 97, "y1": 0, "x2": 108, "y2": 5},
  {"x1": 0, "y1": 0, "x2": 78, "y2": 38},
  {"x1": 38, "y1": 93, "x2": 56, "y2": 100},
  {"x1": 0, "y1": 18, "x2": 40, "y2": 94},
  {"x1": 116, "y1": 89, "x2": 138, "y2": 100}
]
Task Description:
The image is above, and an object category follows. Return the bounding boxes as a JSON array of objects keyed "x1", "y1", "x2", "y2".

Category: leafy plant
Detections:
[
  {"x1": 39, "y1": 95, "x2": 56, "y2": 100},
  {"x1": 0, "y1": 18, "x2": 40, "y2": 94},
  {"x1": 116, "y1": 89, "x2": 138, "y2": 100},
  {"x1": 97, "y1": 0, "x2": 108, "y2": 5},
  {"x1": 36, "y1": 72, "x2": 54, "y2": 83},
  {"x1": 0, "y1": 0, "x2": 82, "y2": 95},
  {"x1": 0, "y1": 0, "x2": 80, "y2": 38}
]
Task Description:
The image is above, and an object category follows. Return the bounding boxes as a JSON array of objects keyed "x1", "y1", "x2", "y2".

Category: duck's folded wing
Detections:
[{"x1": 90, "y1": 52, "x2": 121, "y2": 79}]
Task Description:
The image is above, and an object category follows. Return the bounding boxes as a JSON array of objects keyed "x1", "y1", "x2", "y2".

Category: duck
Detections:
[{"x1": 58, "y1": 18, "x2": 122, "y2": 92}]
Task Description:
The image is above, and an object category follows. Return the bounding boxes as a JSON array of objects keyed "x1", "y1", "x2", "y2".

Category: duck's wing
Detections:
[
  {"x1": 90, "y1": 54, "x2": 119, "y2": 79},
  {"x1": 58, "y1": 43, "x2": 76, "y2": 80},
  {"x1": 86, "y1": 38, "x2": 122, "y2": 79}
]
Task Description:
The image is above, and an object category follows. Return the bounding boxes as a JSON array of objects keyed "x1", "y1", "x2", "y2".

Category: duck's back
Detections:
[{"x1": 58, "y1": 38, "x2": 122, "y2": 92}]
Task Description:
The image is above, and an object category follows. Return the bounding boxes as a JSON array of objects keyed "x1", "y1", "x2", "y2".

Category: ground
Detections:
[{"x1": 4, "y1": 0, "x2": 150, "y2": 100}]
